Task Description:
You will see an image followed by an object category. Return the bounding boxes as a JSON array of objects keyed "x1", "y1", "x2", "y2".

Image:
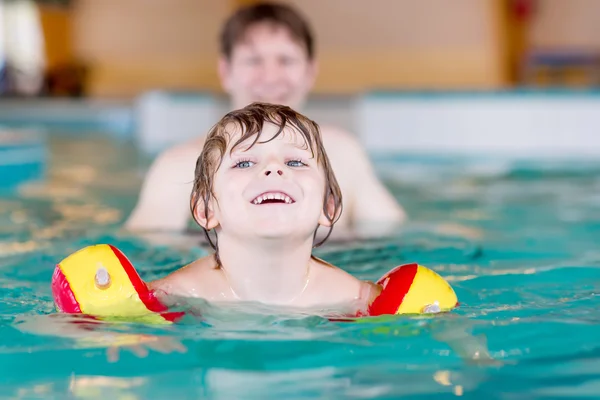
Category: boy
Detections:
[
  {"x1": 125, "y1": 2, "x2": 406, "y2": 238},
  {"x1": 149, "y1": 102, "x2": 378, "y2": 315}
]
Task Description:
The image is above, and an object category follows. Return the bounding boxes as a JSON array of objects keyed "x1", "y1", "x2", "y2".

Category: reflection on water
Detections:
[{"x1": 1, "y1": 136, "x2": 600, "y2": 398}]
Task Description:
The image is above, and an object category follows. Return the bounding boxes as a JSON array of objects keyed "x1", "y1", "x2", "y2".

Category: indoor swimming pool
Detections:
[{"x1": 1, "y1": 133, "x2": 600, "y2": 399}]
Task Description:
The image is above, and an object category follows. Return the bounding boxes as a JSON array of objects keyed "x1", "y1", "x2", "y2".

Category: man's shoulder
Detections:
[
  {"x1": 158, "y1": 136, "x2": 206, "y2": 161},
  {"x1": 318, "y1": 124, "x2": 371, "y2": 167},
  {"x1": 148, "y1": 137, "x2": 207, "y2": 177},
  {"x1": 320, "y1": 124, "x2": 357, "y2": 142},
  {"x1": 319, "y1": 124, "x2": 366, "y2": 154}
]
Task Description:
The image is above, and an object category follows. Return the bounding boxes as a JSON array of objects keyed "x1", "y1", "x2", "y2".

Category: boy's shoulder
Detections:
[
  {"x1": 310, "y1": 256, "x2": 380, "y2": 311},
  {"x1": 149, "y1": 254, "x2": 222, "y2": 298},
  {"x1": 311, "y1": 256, "x2": 363, "y2": 291}
]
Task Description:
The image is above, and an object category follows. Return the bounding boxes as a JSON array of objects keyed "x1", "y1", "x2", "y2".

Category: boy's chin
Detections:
[{"x1": 251, "y1": 224, "x2": 313, "y2": 240}]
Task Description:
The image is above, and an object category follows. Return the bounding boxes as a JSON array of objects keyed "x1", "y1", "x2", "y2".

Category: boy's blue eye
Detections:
[
  {"x1": 235, "y1": 160, "x2": 254, "y2": 168},
  {"x1": 286, "y1": 160, "x2": 306, "y2": 167}
]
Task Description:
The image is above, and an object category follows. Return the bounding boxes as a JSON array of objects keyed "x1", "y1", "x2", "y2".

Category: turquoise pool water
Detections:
[{"x1": 1, "y1": 135, "x2": 600, "y2": 399}]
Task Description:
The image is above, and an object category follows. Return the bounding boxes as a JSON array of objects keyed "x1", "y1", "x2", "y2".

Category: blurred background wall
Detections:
[
  {"x1": 67, "y1": 0, "x2": 228, "y2": 97},
  {"x1": 9, "y1": 0, "x2": 598, "y2": 98},
  {"x1": 530, "y1": 0, "x2": 600, "y2": 50},
  {"x1": 62, "y1": 0, "x2": 506, "y2": 97}
]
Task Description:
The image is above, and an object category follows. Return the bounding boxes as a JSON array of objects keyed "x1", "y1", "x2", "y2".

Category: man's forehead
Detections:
[
  {"x1": 230, "y1": 23, "x2": 309, "y2": 60},
  {"x1": 236, "y1": 23, "x2": 299, "y2": 48}
]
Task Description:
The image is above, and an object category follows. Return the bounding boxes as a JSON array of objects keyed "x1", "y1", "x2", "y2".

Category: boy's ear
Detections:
[
  {"x1": 192, "y1": 195, "x2": 219, "y2": 230},
  {"x1": 318, "y1": 194, "x2": 339, "y2": 227}
]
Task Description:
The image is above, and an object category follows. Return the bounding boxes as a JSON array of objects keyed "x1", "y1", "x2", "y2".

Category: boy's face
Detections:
[
  {"x1": 206, "y1": 122, "x2": 331, "y2": 241},
  {"x1": 218, "y1": 23, "x2": 317, "y2": 110}
]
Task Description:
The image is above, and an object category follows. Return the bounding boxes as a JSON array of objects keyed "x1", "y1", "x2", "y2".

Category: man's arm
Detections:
[
  {"x1": 339, "y1": 132, "x2": 407, "y2": 233},
  {"x1": 124, "y1": 144, "x2": 200, "y2": 232}
]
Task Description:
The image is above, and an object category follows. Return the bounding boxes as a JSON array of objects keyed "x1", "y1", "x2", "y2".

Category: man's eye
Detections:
[{"x1": 279, "y1": 56, "x2": 298, "y2": 66}]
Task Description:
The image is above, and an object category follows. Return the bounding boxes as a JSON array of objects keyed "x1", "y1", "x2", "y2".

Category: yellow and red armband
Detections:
[
  {"x1": 51, "y1": 244, "x2": 183, "y2": 324},
  {"x1": 368, "y1": 263, "x2": 458, "y2": 316}
]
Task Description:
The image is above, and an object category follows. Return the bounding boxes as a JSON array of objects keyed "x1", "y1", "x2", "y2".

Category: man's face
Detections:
[{"x1": 219, "y1": 23, "x2": 317, "y2": 110}]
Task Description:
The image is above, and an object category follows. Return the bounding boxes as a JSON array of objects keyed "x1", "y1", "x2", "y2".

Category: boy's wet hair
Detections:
[
  {"x1": 220, "y1": 2, "x2": 315, "y2": 60},
  {"x1": 191, "y1": 102, "x2": 342, "y2": 259}
]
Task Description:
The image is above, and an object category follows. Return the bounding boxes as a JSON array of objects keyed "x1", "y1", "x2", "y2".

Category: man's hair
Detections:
[
  {"x1": 190, "y1": 102, "x2": 342, "y2": 261},
  {"x1": 220, "y1": 2, "x2": 315, "y2": 59}
]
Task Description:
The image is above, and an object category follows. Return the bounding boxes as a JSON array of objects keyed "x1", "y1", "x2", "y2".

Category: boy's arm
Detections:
[
  {"x1": 429, "y1": 315, "x2": 500, "y2": 365},
  {"x1": 124, "y1": 145, "x2": 199, "y2": 232},
  {"x1": 13, "y1": 314, "x2": 186, "y2": 362}
]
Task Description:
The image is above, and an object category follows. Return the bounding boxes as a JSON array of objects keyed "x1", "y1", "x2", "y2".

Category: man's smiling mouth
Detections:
[{"x1": 251, "y1": 192, "x2": 295, "y2": 205}]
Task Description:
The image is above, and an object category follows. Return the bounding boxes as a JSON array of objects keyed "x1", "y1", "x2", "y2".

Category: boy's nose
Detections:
[{"x1": 264, "y1": 169, "x2": 283, "y2": 176}]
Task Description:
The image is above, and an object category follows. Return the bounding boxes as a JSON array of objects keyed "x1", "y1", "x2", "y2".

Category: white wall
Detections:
[{"x1": 357, "y1": 93, "x2": 600, "y2": 158}]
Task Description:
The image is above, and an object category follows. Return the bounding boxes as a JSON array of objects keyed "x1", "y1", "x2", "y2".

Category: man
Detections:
[{"x1": 125, "y1": 2, "x2": 406, "y2": 237}]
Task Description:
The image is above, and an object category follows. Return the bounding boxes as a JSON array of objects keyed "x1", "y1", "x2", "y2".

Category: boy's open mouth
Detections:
[{"x1": 251, "y1": 192, "x2": 295, "y2": 205}]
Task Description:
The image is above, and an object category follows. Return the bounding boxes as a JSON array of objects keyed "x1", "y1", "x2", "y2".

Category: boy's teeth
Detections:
[{"x1": 252, "y1": 193, "x2": 293, "y2": 204}]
